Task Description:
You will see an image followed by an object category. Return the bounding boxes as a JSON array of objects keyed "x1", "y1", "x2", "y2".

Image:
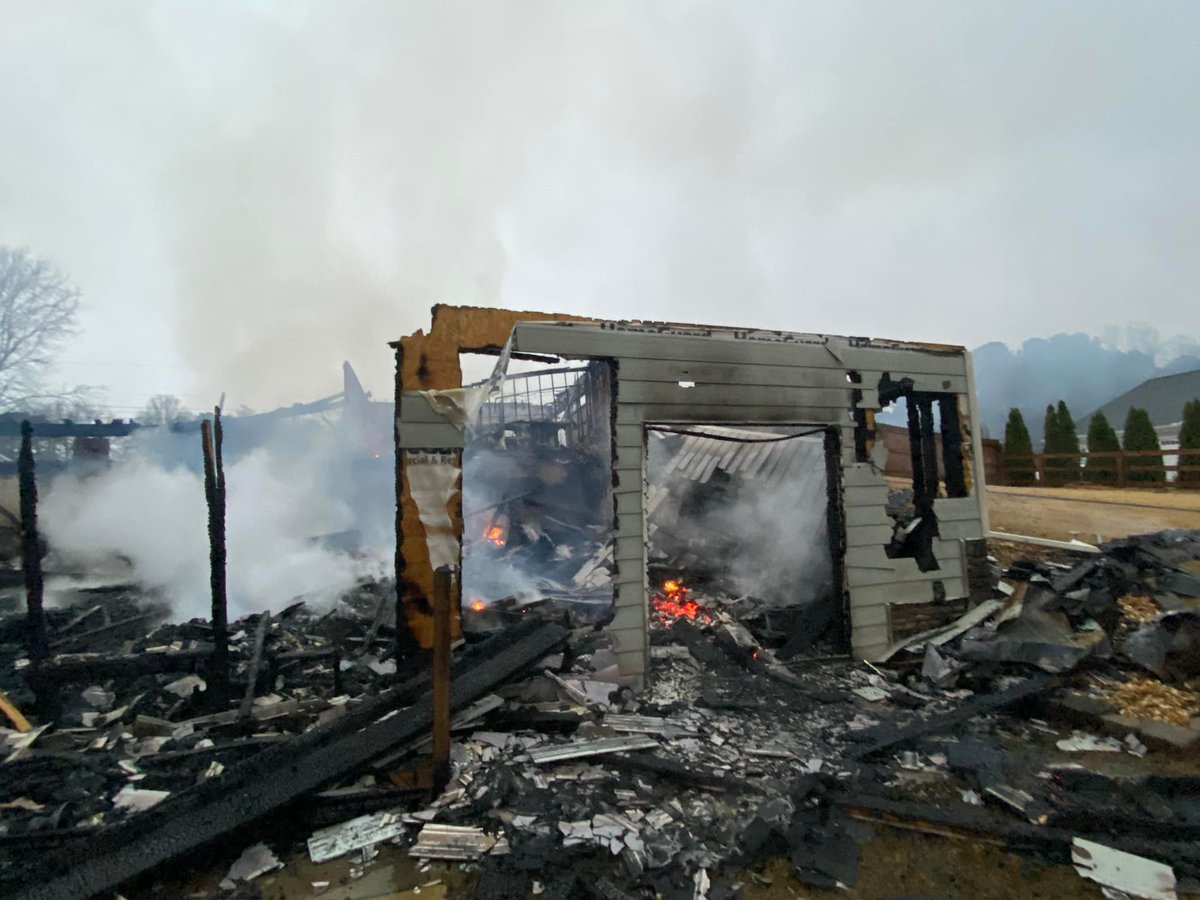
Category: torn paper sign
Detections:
[
  {"x1": 423, "y1": 332, "x2": 514, "y2": 429},
  {"x1": 405, "y1": 450, "x2": 461, "y2": 569},
  {"x1": 422, "y1": 388, "x2": 487, "y2": 429}
]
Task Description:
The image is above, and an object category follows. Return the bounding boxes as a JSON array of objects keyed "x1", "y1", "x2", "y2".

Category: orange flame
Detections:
[
  {"x1": 652, "y1": 578, "x2": 709, "y2": 623},
  {"x1": 470, "y1": 600, "x2": 486, "y2": 613}
]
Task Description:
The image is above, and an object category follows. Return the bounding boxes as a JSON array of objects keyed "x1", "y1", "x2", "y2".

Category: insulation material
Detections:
[{"x1": 405, "y1": 450, "x2": 461, "y2": 569}]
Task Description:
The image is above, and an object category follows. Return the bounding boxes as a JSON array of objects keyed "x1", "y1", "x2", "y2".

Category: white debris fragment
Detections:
[
  {"x1": 961, "y1": 789, "x2": 983, "y2": 806},
  {"x1": 81, "y1": 685, "x2": 115, "y2": 710},
  {"x1": 1125, "y1": 734, "x2": 1148, "y2": 757},
  {"x1": 163, "y1": 675, "x2": 206, "y2": 699},
  {"x1": 410, "y1": 823, "x2": 497, "y2": 859},
  {"x1": 219, "y1": 842, "x2": 282, "y2": 890},
  {"x1": 1056, "y1": 732, "x2": 1123, "y2": 753},
  {"x1": 308, "y1": 810, "x2": 408, "y2": 863},
  {"x1": 203, "y1": 761, "x2": 225, "y2": 779},
  {"x1": 112, "y1": 785, "x2": 169, "y2": 811},
  {"x1": 558, "y1": 820, "x2": 594, "y2": 846},
  {"x1": 853, "y1": 685, "x2": 890, "y2": 703},
  {"x1": 1072, "y1": 838, "x2": 1177, "y2": 900},
  {"x1": 367, "y1": 657, "x2": 397, "y2": 676}
]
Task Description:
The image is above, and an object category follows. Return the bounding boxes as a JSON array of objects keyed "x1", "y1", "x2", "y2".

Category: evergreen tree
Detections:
[
  {"x1": 1003, "y1": 408, "x2": 1034, "y2": 485},
  {"x1": 1086, "y1": 412, "x2": 1120, "y2": 484},
  {"x1": 1053, "y1": 400, "x2": 1081, "y2": 483},
  {"x1": 1123, "y1": 407, "x2": 1163, "y2": 483},
  {"x1": 1179, "y1": 398, "x2": 1200, "y2": 485},
  {"x1": 1042, "y1": 404, "x2": 1061, "y2": 484},
  {"x1": 1042, "y1": 401, "x2": 1081, "y2": 484}
]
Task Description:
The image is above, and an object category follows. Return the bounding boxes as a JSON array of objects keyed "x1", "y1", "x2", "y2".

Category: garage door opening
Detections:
[{"x1": 645, "y1": 424, "x2": 847, "y2": 658}]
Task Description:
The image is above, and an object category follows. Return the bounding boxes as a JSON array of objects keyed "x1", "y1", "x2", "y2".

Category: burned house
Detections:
[{"x1": 394, "y1": 306, "x2": 991, "y2": 686}]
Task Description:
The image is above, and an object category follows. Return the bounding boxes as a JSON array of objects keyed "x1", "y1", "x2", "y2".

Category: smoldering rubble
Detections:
[{"x1": 1, "y1": 529, "x2": 1199, "y2": 898}]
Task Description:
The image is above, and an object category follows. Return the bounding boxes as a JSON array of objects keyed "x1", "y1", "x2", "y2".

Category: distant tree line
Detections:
[{"x1": 1002, "y1": 398, "x2": 1200, "y2": 486}]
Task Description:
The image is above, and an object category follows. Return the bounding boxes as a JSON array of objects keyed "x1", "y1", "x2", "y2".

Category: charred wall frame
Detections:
[{"x1": 393, "y1": 310, "x2": 989, "y2": 680}]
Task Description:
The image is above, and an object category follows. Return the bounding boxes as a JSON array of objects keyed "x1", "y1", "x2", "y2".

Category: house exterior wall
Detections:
[
  {"x1": 508, "y1": 321, "x2": 987, "y2": 685},
  {"x1": 393, "y1": 309, "x2": 988, "y2": 687}
]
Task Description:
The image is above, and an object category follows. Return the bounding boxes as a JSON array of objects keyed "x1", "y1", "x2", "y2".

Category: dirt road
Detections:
[{"x1": 986, "y1": 484, "x2": 1200, "y2": 543}]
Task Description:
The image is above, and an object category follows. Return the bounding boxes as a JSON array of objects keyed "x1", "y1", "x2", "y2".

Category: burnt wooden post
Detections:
[
  {"x1": 201, "y1": 409, "x2": 230, "y2": 707},
  {"x1": 430, "y1": 565, "x2": 453, "y2": 794},
  {"x1": 18, "y1": 422, "x2": 48, "y2": 664}
]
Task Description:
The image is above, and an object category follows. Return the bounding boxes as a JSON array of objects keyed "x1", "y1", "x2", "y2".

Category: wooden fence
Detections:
[{"x1": 1000, "y1": 449, "x2": 1200, "y2": 487}]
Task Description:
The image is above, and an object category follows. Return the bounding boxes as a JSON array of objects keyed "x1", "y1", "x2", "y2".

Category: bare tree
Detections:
[
  {"x1": 138, "y1": 393, "x2": 190, "y2": 426},
  {"x1": 0, "y1": 246, "x2": 84, "y2": 408}
]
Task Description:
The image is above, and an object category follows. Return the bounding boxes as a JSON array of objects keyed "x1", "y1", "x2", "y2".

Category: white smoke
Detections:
[
  {"x1": 647, "y1": 431, "x2": 832, "y2": 608},
  {"x1": 40, "y1": 444, "x2": 387, "y2": 621}
]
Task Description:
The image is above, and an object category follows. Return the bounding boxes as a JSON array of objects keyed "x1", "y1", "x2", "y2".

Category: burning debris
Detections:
[
  {"x1": 460, "y1": 363, "x2": 615, "y2": 624},
  {"x1": 1, "y1": 532, "x2": 1200, "y2": 898},
  {"x1": 651, "y1": 580, "x2": 709, "y2": 624}
]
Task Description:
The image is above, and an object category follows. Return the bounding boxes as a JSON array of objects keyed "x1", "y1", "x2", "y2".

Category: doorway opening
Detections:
[{"x1": 644, "y1": 423, "x2": 847, "y2": 660}]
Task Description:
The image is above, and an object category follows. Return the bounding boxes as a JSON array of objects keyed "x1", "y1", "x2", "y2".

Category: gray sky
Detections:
[{"x1": 1, "y1": 1, "x2": 1197, "y2": 413}]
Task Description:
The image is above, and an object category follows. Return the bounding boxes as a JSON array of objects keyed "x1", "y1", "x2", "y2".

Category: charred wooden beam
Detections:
[
  {"x1": 18, "y1": 421, "x2": 48, "y2": 665},
  {"x1": 5, "y1": 619, "x2": 569, "y2": 900},
  {"x1": 844, "y1": 676, "x2": 1052, "y2": 759},
  {"x1": 25, "y1": 648, "x2": 214, "y2": 684},
  {"x1": 200, "y1": 410, "x2": 230, "y2": 707}
]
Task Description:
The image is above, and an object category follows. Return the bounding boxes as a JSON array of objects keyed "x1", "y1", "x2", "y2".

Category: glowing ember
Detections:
[
  {"x1": 652, "y1": 578, "x2": 710, "y2": 623},
  {"x1": 470, "y1": 600, "x2": 486, "y2": 613}
]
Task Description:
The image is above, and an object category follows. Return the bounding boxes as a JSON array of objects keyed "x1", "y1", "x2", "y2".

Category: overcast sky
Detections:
[{"x1": 1, "y1": 2, "x2": 1197, "y2": 414}]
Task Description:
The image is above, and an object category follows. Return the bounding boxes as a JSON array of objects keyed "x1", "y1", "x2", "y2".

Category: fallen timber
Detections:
[{"x1": 5, "y1": 619, "x2": 569, "y2": 900}]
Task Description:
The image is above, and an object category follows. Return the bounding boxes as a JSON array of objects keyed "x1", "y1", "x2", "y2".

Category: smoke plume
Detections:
[{"x1": 39, "y1": 428, "x2": 391, "y2": 621}]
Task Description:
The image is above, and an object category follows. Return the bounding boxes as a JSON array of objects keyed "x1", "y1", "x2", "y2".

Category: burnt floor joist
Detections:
[{"x1": 5, "y1": 619, "x2": 569, "y2": 900}]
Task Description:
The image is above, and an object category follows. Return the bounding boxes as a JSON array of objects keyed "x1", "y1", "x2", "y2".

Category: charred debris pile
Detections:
[{"x1": 0, "y1": 532, "x2": 1199, "y2": 898}]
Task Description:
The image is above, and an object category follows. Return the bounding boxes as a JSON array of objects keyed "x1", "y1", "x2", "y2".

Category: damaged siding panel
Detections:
[
  {"x1": 514, "y1": 323, "x2": 856, "y2": 369},
  {"x1": 851, "y1": 622, "x2": 890, "y2": 654},
  {"x1": 618, "y1": 358, "x2": 866, "y2": 390},
  {"x1": 610, "y1": 601, "x2": 645, "y2": 633},
  {"x1": 398, "y1": 391, "x2": 458, "y2": 423},
  {"x1": 396, "y1": 422, "x2": 464, "y2": 449},
  {"x1": 842, "y1": 466, "x2": 889, "y2": 488},
  {"x1": 850, "y1": 579, "x2": 965, "y2": 609},
  {"x1": 613, "y1": 534, "x2": 643, "y2": 565},
  {"x1": 837, "y1": 346, "x2": 969, "y2": 379},
  {"x1": 845, "y1": 505, "x2": 894, "y2": 528},
  {"x1": 848, "y1": 562, "x2": 956, "y2": 588},
  {"x1": 843, "y1": 484, "x2": 890, "y2": 508},
  {"x1": 514, "y1": 322, "x2": 969, "y2": 377},
  {"x1": 619, "y1": 381, "x2": 854, "y2": 409},
  {"x1": 937, "y1": 518, "x2": 986, "y2": 541},
  {"x1": 845, "y1": 524, "x2": 896, "y2": 547},
  {"x1": 616, "y1": 511, "x2": 643, "y2": 536},
  {"x1": 612, "y1": 566, "x2": 644, "y2": 588},
  {"x1": 616, "y1": 403, "x2": 847, "y2": 426},
  {"x1": 933, "y1": 497, "x2": 982, "y2": 522}
]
